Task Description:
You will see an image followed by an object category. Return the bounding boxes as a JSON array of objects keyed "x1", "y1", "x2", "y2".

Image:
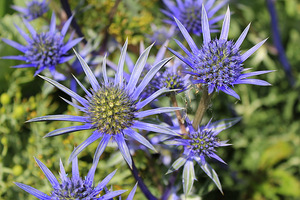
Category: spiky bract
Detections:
[
  {"x1": 12, "y1": 0, "x2": 49, "y2": 21},
  {"x1": 28, "y1": 40, "x2": 182, "y2": 168},
  {"x1": 169, "y1": 7, "x2": 273, "y2": 99},
  {"x1": 166, "y1": 117, "x2": 240, "y2": 195},
  {"x1": 2, "y1": 12, "x2": 82, "y2": 78},
  {"x1": 15, "y1": 157, "x2": 126, "y2": 200},
  {"x1": 162, "y1": 0, "x2": 227, "y2": 35}
]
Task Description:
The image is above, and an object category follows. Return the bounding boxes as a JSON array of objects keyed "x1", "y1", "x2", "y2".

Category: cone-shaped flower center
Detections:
[
  {"x1": 189, "y1": 129, "x2": 218, "y2": 155},
  {"x1": 88, "y1": 85, "x2": 137, "y2": 135},
  {"x1": 160, "y1": 73, "x2": 184, "y2": 90},
  {"x1": 51, "y1": 178, "x2": 95, "y2": 199},
  {"x1": 193, "y1": 39, "x2": 243, "y2": 88},
  {"x1": 26, "y1": 33, "x2": 64, "y2": 69},
  {"x1": 179, "y1": 5, "x2": 202, "y2": 33}
]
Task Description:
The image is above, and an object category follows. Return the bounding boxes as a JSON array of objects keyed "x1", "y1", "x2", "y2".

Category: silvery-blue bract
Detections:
[
  {"x1": 2, "y1": 12, "x2": 82, "y2": 79},
  {"x1": 162, "y1": 0, "x2": 227, "y2": 35},
  {"x1": 15, "y1": 157, "x2": 129, "y2": 200},
  {"x1": 169, "y1": 7, "x2": 273, "y2": 99},
  {"x1": 167, "y1": 117, "x2": 240, "y2": 196},
  {"x1": 11, "y1": 0, "x2": 49, "y2": 21},
  {"x1": 28, "y1": 40, "x2": 182, "y2": 168}
]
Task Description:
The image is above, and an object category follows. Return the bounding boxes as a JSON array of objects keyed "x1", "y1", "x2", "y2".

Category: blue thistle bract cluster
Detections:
[
  {"x1": 159, "y1": 58, "x2": 190, "y2": 93},
  {"x1": 2, "y1": 12, "x2": 82, "y2": 78},
  {"x1": 27, "y1": 40, "x2": 182, "y2": 169},
  {"x1": 15, "y1": 157, "x2": 126, "y2": 200},
  {"x1": 162, "y1": 0, "x2": 227, "y2": 35},
  {"x1": 169, "y1": 7, "x2": 273, "y2": 99},
  {"x1": 11, "y1": 0, "x2": 49, "y2": 21},
  {"x1": 166, "y1": 117, "x2": 240, "y2": 195}
]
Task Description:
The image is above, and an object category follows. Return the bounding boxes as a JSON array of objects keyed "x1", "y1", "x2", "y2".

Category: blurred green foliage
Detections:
[
  {"x1": 71, "y1": 0, "x2": 163, "y2": 45},
  {"x1": 1, "y1": 0, "x2": 300, "y2": 199}
]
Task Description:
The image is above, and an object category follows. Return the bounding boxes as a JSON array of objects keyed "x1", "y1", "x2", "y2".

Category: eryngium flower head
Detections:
[
  {"x1": 15, "y1": 157, "x2": 127, "y2": 200},
  {"x1": 2, "y1": 12, "x2": 82, "y2": 77},
  {"x1": 28, "y1": 40, "x2": 181, "y2": 168},
  {"x1": 162, "y1": 0, "x2": 227, "y2": 36},
  {"x1": 169, "y1": 7, "x2": 273, "y2": 99},
  {"x1": 11, "y1": 0, "x2": 49, "y2": 21},
  {"x1": 167, "y1": 117, "x2": 240, "y2": 195},
  {"x1": 159, "y1": 58, "x2": 190, "y2": 93}
]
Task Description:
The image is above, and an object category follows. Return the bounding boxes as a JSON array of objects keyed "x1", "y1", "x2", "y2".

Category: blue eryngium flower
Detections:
[
  {"x1": 166, "y1": 117, "x2": 240, "y2": 195},
  {"x1": 169, "y1": 7, "x2": 273, "y2": 99},
  {"x1": 162, "y1": 0, "x2": 227, "y2": 35},
  {"x1": 11, "y1": 0, "x2": 49, "y2": 21},
  {"x1": 15, "y1": 157, "x2": 127, "y2": 200},
  {"x1": 2, "y1": 12, "x2": 82, "y2": 78},
  {"x1": 159, "y1": 58, "x2": 190, "y2": 93},
  {"x1": 28, "y1": 40, "x2": 181, "y2": 168}
]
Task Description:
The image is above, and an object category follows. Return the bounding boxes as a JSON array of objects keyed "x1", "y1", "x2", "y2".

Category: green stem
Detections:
[
  {"x1": 170, "y1": 93, "x2": 186, "y2": 134},
  {"x1": 64, "y1": 61, "x2": 75, "y2": 74},
  {"x1": 192, "y1": 86, "x2": 213, "y2": 130}
]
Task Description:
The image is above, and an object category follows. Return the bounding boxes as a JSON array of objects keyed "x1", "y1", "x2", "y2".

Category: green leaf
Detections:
[
  {"x1": 285, "y1": 0, "x2": 297, "y2": 17},
  {"x1": 271, "y1": 169, "x2": 300, "y2": 197},
  {"x1": 0, "y1": 0, "x2": 13, "y2": 17},
  {"x1": 259, "y1": 141, "x2": 293, "y2": 169}
]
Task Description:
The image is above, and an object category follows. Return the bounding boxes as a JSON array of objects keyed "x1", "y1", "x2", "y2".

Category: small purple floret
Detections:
[
  {"x1": 162, "y1": 0, "x2": 227, "y2": 35},
  {"x1": 2, "y1": 12, "x2": 82, "y2": 77},
  {"x1": 14, "y1": 157, "x2": 126, "y2": 200},
  {"x1": 12, "y1": 0, "x2": 49, "y2": 21}
]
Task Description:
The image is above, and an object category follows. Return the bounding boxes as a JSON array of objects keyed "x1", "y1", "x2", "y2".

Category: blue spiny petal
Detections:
[
  {"x1": 68, "y1": 131, "x2": 102, "y2": 162},
  {"x1": 115, "y1": 134, "x2": 132, "y2": 168},
  {"x1": 14, "y1": 183, "x2": 51, "y2": 200}
]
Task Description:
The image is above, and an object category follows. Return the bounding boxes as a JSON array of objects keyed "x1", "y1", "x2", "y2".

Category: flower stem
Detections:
[
  {"x1": 98, "y1": 0, "x2": 122, "y2": 54},
  {"x1": 129, "y1": 157, "x2": 158, "y2": 200},
  {"x1": 161, "y1": 170, "x2": 179, "y2": 200},
  {"x1": 170, "y1": 93, "x2": 186, "y2": 134},
  {"x1": 266, "y1": 0, "x2": 294, "y2": 86},
  {"x1": 192, "y1": 86, "x2": 212, "y2": 130},
  {"x1": 60, "y1": 0, "x2": 87, "y2": 44}
]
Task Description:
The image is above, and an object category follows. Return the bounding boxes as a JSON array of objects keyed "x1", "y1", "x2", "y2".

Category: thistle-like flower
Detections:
[
  {"x1": 162, "y1": 0, "x2": 227, "y2": 35},
  {"x1": 11, "y1": 0, "x2": 49, "y2": 21},
  {"x1": 169, "y1": 7, "x2": 273, "y2": 99},
  {"x1": 169, "y1": 7, "x2": 272, "y2": 99},
  {"x1": 166, "y1": 117, "x2": 240, "y2": 195},
  {"x1": 159, "y1": 58, "x2": 190, "y2": 93},
  {"x1": 2, "y1": 12, "x2": 82, "y2": 78},
  {"x1": 28, "y1": 41, "x2": 181, "y2": 168},
  {"x1": 15, "y1": 157, "x2": 127, "y2": 200}
]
